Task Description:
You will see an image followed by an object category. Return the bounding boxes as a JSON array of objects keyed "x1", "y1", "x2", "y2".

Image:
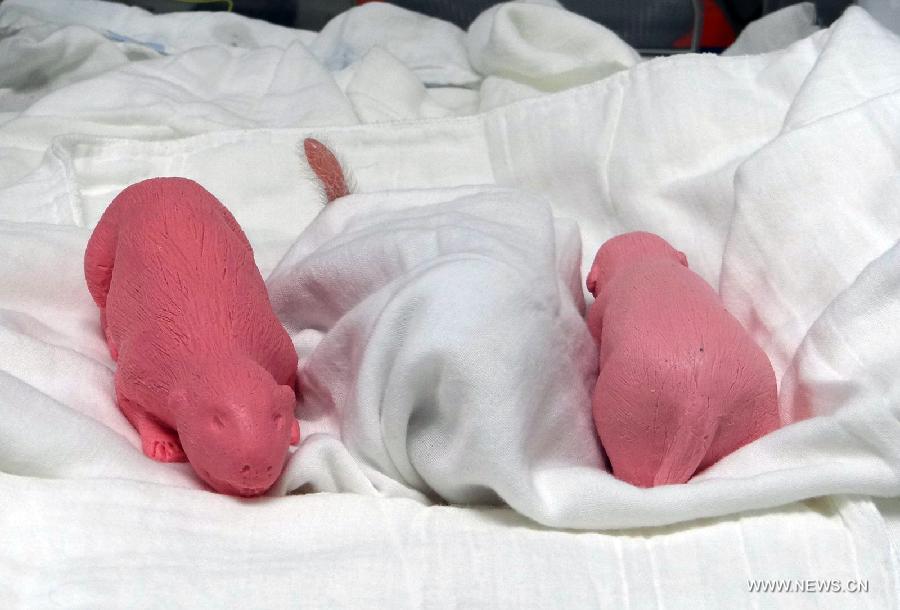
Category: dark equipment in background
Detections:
[{"x1": 112, "y1": 1, "x2": 854, "y2": 53}]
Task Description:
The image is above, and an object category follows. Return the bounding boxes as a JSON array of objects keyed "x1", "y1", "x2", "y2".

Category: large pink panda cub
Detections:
[
  {"x1": 84, "y1": 178, "x2": 299, "y2": 497},
  {"x1": 586, "y1": 232, "x2": 781, "y2": 487}
]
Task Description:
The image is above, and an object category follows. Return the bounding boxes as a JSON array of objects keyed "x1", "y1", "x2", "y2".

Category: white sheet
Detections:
[
  {"x1": 267, "y1": 186, "x2": 600, "y2": 510},
  {"x1": 3, "y1": 477, "x2": 897, "y2": 608},
  {"x1": 723, "y1": 2, "x2": 820, "y2": 56},
  {"x1": 1, "y1": 0, "x2": 899, "y2": 606}
]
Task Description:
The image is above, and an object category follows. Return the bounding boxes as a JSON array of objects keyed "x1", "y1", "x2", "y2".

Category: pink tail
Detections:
[{"x1": 304, "y1": 138, "x2": 349, "y2": 203}]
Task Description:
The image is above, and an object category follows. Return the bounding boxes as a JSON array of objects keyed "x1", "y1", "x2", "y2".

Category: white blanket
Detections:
[
  {"x1": 267, "y1": 187, "x2": 600, "y2": 511},
  {"x1": 1, "y1": 0, "x2": 899, "y2": 605}
]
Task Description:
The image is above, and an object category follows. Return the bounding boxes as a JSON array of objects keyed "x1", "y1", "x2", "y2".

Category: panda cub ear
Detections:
[{"x1": 273, "y1": 384, "x2": 296, "y2": 411}]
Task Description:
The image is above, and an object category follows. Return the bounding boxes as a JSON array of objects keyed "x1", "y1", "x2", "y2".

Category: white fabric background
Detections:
[{"x1": 1, "y1": 0, "x2": 899, "y2": 606}]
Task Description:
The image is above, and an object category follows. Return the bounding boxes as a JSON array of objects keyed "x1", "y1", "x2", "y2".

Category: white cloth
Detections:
[
  {"x1": 267, "y1": 187, "x2": 601, "y2": 513},
  {"x1": 467, "y1": 2, "x2": 641, "y2": 95},
  {"x1": 310, "y1": 3, "x2": 480, "y2": 87},
  {"x1": 724, "y1": 2, "x2": 820, "y2": 56},
  {"x1": 860, "y1": 0, "x2": 900, "y2": 35},
  {"x1": 2, "y1": 477, "x2": 895, "y2": 608},
  {"x1": 0, "y1": 0, "x2": 319, "y2": 54},
  {"x1": 1, "y1": 0, "x2": 900, "y2": 605}
]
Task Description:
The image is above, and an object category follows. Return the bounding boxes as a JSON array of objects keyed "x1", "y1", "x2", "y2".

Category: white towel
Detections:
[{"x1": 266, "y1": 186, "x2": 601, "y2": 512}]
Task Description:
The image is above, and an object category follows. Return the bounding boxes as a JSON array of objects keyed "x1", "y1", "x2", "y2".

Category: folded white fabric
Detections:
[
  {"x1": 267, "y1": 187, "x2": 602, "y2": 512},
  {"x1": 723, "y1": 2, "x2": 820, "y2": 56},
  {"x1": 0, "y1": 0, "x2": 318, "y2": 54},
  {"x1": 467, "y1": 2, "x2": 641, "y2": 92},
  {"x1": 310, "y1": 2, "x2": 480, "y2": 87}
]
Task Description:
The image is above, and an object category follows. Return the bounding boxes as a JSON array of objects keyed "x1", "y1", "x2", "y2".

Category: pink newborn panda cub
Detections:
[
  {"x1": 585, "y1": 232, "x2": 781, "y2": 487},
  {"x1": 84, "y1": 177, "x2": 300, "y2": 497}
]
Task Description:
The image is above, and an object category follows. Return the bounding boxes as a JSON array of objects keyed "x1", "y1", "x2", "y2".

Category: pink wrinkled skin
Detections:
[
  {"x1": 84, "y1": 178, "x2": 299, "y2": 497},
  {"x1": 586, "y1": 232, "x2": 781, "y2": 487}
]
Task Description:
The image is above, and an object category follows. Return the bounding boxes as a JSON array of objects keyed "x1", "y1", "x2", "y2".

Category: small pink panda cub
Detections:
[{"x1": 586, "y1": 232, "x2": 781, "y2": 487}]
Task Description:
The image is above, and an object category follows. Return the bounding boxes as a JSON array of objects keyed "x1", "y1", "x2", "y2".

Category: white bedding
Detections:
[{"x1": 1, "y1": 0, "x2": 899, "y2": 607}]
